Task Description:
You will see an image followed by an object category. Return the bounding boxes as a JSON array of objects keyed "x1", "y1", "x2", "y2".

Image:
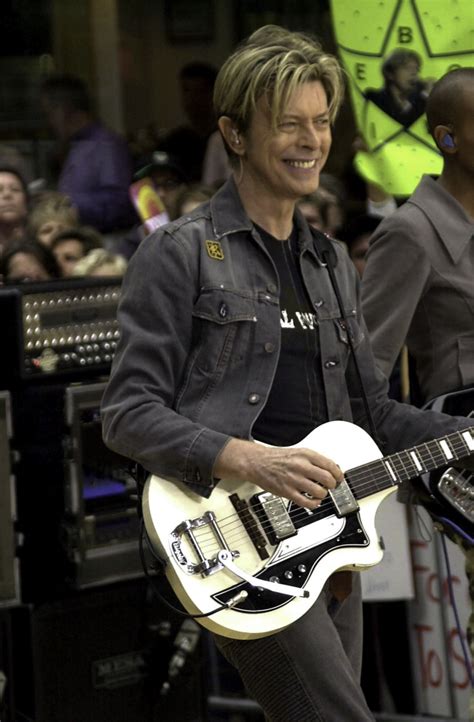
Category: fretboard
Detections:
[{"x1": 346, "y1": 427, "x2": 474, "y2": 500}]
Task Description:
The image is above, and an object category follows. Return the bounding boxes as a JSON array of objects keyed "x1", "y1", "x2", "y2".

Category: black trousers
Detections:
[{"x1": 214, "y1": 574, "x2": 375, "y2": 722}]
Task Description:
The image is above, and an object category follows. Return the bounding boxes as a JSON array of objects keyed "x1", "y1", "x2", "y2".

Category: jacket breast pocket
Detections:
[{"x1": 176, "y1": 288, "x2": 257, "y2": 411}]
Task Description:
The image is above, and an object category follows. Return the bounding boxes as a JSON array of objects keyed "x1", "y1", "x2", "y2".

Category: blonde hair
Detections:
[
  {"x1": 72, "y1": 248, "x2": 127, "y2": 277},
  {"x1": 28, "y1": 191, "x2": 79, "y2": 235},
  {"x1": 214, "y1": 24, "x2": 344, "y2": 158}
]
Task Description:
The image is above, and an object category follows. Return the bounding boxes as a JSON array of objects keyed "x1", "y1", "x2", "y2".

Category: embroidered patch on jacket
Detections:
[{"x1": 205, "y1": 240, "x2": 224, "y2": 260}]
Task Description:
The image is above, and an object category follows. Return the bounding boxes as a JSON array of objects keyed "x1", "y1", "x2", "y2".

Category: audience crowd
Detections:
[{"x1": 0, "y1": 68, "x2": 392, "y2": 287}]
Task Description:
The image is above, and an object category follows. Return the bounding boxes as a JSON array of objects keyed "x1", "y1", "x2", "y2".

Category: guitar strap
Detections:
[{"x1": 311, "y1": 229, "x2": 381, "y2": 447}]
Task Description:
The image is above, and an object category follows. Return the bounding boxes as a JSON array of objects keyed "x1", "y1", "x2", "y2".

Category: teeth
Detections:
[{"x1": 287, "y1": 160, "x2": 316, "y2": 169}]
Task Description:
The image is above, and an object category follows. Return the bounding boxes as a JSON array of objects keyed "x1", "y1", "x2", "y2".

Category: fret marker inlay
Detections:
[
  {"x1": 384, "y1": 460, "x2": 397, "y2": 482},
  {"x1": 462, "y1": 430, "x2": 474, "y2": 451},
  {"x1": 440, "y1": 439, "x2": 453, "y2": 460},
  {"x1": 410, "y1": 451, "x2": 423, "y2": 472}
]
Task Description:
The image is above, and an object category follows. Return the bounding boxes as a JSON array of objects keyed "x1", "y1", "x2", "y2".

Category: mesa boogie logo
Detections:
[
  {"x1": 32, "y1": 347, "x2": 59, "y2": 373},
  {"x1": 92, "y1": 650, "x2": 147, "y2": 689}
]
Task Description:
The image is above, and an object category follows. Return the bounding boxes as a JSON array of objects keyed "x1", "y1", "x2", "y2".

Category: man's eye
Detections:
[{"x1": 279, "y1": 122, "x2": 297, "y2": 131}]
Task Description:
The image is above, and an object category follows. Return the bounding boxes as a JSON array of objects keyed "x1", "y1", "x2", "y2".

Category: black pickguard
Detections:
[{"x1": 212, "y1": 511, "x2": 369, "y2": 613}]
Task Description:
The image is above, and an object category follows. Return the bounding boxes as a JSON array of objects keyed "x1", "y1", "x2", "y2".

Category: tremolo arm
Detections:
[{"x1": 217, "y1": 550, "x2": 309, "y2": 599}]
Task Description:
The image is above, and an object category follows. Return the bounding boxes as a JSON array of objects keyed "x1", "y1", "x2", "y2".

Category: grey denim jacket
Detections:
[{"x1": 101, "y1": 178, "x2": 472, "y2": 497}]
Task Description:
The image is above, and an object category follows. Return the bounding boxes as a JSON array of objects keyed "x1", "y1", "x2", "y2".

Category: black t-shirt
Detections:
[{"x1": 251, "y1": 224, "x2": 327, "y2": 446}]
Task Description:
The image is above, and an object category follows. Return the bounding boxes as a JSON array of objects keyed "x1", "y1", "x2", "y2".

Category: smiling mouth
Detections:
[{"x1": 285, "y1": 159, "x2": 317, "y2": 169}]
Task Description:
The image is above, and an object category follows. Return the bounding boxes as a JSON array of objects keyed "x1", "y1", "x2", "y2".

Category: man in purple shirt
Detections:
[{"x1": 41, "y1": 74, "x2": 137, "y2": 234}]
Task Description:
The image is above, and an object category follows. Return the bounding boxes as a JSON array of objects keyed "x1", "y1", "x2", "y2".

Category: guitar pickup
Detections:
[
  {"x1": 229, "y1": 493, "x2": 269, "y2": 560},
  {"x1": 329, "y1": 479, "x2": 359, "y2": 517},
  {"x1": 251, "y1": 492, "x2": 296, "y2": 545}
]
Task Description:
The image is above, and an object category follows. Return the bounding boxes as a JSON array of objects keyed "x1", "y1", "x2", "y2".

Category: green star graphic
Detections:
[{"x1": 330, "y1": 0, "x2": 474, "y2": 195}]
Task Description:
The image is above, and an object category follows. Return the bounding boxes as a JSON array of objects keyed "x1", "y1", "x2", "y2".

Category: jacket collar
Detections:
[
  {"x1": 408, "y1": 175, "x2": 474, "y2": 264},
  {"x1": 210, "y1": 176, "x2": 254, "y2": 238},
  {"x1": 210, "y1": 176, "x2": 322, "y2": 261}
]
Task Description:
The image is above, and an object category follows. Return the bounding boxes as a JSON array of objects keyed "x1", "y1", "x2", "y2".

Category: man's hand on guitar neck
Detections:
[{"x1": 213, "y1": 438, "x2": 343, "y2": 510}]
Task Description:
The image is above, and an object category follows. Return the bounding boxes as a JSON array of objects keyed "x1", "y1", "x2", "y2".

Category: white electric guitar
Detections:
[{"x1": 143, "y1": 421, "x2": 474, "y2": 640}]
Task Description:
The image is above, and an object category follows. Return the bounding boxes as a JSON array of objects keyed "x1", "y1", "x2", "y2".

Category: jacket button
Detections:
[
  {"x1": 267, "y1": 283, "x2": 277, "y2": 294},
  {"x1": 264, "y1": 342, "x2": 275, "y2": 353},
  {"x1": 324, "y1": 359, "x2": 338, "y2": 369},
  {"x1": 248, "y1": 393, "x2": 260, "y2": 404}
]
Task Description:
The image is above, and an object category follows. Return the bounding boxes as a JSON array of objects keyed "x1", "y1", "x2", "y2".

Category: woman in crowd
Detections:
[
  {"x1": 0, "y1": 239, "x2": 61, "y2": 283},
  {"x1": 27, "y1": 191, "x2": 79, "y2": 248},
  {"x1": 50, "y1": 226, "x2": 103, "y2": 277},
  {"x1": 0, "y1": 167, "x2": 29, "y2": 253}
]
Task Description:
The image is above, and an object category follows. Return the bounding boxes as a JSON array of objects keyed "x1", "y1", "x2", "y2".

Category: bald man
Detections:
[
  {"x1": 361, "y1": 69, "x2": 474, "y2": 714},
  {"x1": 361, "y1": 67, "x2": 474, "y2": 403}
]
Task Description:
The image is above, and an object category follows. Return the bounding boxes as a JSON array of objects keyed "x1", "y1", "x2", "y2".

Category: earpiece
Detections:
[
  {"x1": 232, "y1": 129, "x2": 241, "y2": 145},
  {"x1": 442, "y1": 133, "x2": 455, "y2": 149}
]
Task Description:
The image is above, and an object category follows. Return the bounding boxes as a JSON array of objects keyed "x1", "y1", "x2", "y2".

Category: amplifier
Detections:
[
  {"x1": 0, "y1": 277, "x2": 121, "y2": 386},
  {"x1": 62, "y1": 381, "x2": 143, "y2": 588},
  {"x1": 10, "y1": 580, "x2": 206, "y2": 722}
]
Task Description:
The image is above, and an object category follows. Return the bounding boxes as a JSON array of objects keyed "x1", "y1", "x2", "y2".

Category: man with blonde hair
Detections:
[{"x1": 101, "y1": 27, "x2": 473, "y2": 720}]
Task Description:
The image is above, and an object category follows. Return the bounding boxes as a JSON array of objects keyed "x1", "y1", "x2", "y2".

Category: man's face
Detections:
[
  {"x1": 240, "y1": 81, "x2": 332, "y2": 205},
  {"x1": 181, "y1": 77, "x2": 214, "y2": 124},
  {"x1": 391, "y1": 61, "x2": 420, "y2": 94},
  {"x1": 150, "y1": 169, "x2": 186, "y2": 213},
  {"x1": 41, "y1": 96, "x2": 69, "y2": 139}
]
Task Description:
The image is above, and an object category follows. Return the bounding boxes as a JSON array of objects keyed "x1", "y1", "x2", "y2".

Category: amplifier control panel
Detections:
[{"x1": 1, "y1": 278, "x2": 121, "y2": 383}]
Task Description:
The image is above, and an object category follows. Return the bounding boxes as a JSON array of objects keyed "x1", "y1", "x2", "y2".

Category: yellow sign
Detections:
[{"x1": 330, "y1": 0, "x2": 474, "y2": 195}]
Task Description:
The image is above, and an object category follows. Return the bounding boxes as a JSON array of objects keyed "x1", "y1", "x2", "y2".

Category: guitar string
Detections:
[
  {"x1": 190, "y1": 435, "x2": 473, "y2": 548},
  {"x1": 198, "y1": 432, "x2": 472, "y2": 536},
  {"x1": 186, "y1": 434, "x2": 473, "y2": 551}
]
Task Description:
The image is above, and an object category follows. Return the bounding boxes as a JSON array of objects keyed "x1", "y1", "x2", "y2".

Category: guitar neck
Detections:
[{"x1": 346, "y1": 427, "x2": 474, "y2": 500}]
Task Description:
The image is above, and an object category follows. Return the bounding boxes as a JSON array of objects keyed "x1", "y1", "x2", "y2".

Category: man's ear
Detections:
[
  {"x1": 433, "y1": 124, "x2": 457, "y2": 153},
  {"x1": 218, "y1": 116, "x2": 245, "y2": 155}
]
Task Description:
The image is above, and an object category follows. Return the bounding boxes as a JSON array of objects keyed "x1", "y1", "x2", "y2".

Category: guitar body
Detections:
[{"x1": 143, "y1": 421, "x2": 395, "y2": 639}]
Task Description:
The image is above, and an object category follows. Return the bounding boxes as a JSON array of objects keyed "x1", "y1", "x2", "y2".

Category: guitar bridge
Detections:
[{"x1": 170, "y1": 511, "x2": 238, "y2": 576}]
